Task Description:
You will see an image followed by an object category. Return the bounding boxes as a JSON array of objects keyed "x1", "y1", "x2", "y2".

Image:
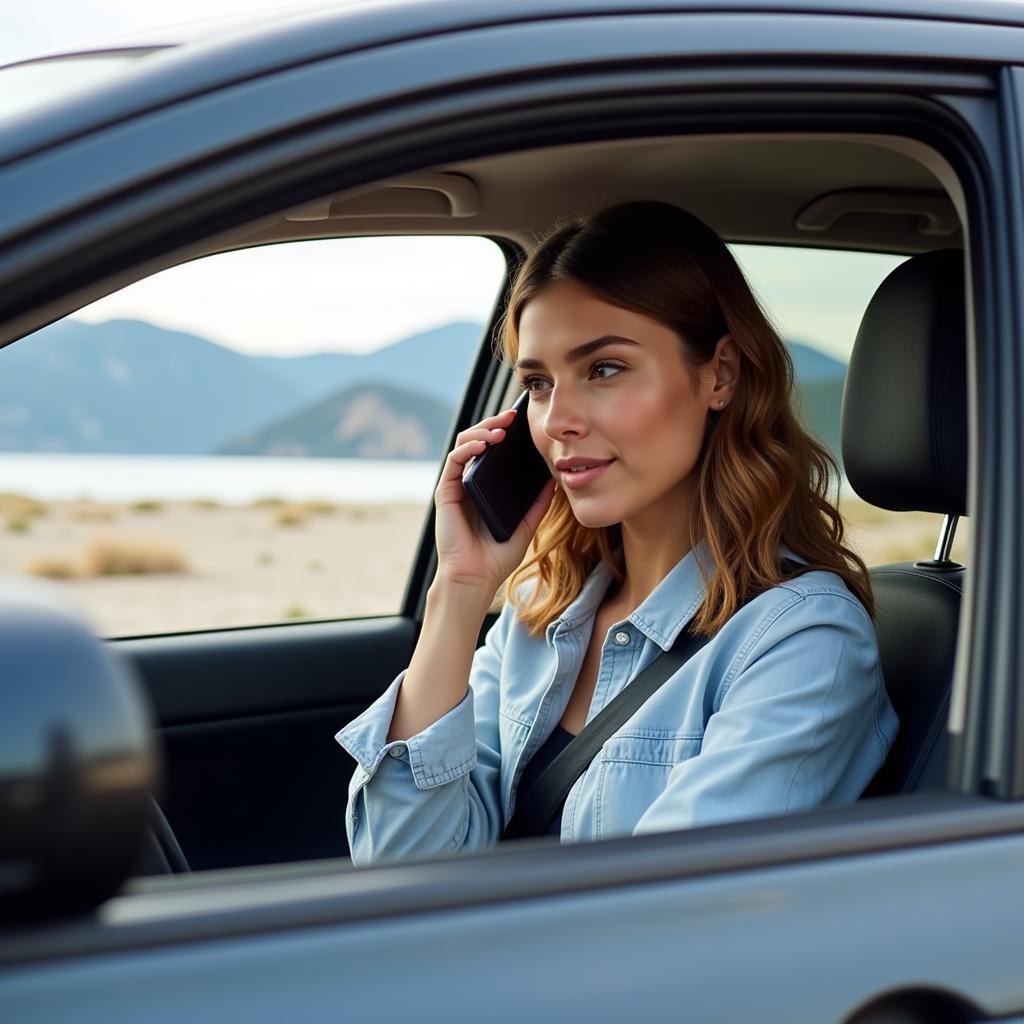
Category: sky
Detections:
[
  {"x1": 3, "y1": 0, "x2": 905, "y2": 360},
  {"x1": 70, "y1": 237, "x2": 902, "y2": 360},
  {"x1": 1, "y1": 0, "x2": 350, "y2": 65}
]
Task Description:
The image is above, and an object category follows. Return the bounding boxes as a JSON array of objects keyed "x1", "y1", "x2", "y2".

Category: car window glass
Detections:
[
  {"x1": 730, "y1": 243, "x2": 968, "y2": 567},
  {"x1": 0, "y1": 235, "x2": 507, "y2": 636}
]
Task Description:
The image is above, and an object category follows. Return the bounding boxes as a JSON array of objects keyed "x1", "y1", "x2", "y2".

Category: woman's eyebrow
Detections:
[{"x1": 515, "y1": 334, "x2": 639, "y2": 370}]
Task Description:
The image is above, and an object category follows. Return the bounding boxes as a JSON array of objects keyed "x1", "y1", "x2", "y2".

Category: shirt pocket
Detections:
[{"x1": 592, "y1": 732, "x2": 703, "y2": 839}]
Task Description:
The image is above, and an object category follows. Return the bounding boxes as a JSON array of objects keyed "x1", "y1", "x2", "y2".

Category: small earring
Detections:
[{"x1": 717, "y1": 400, "x2": 725, "y2": 409}]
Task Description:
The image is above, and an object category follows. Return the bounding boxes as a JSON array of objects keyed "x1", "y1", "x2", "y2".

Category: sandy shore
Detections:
[
  {"x1": 0, "y1": 499, "x2": 429, "y2": 636},
  {"x1": 0, "y1": 496, "x2": 967, "y2": 638}
]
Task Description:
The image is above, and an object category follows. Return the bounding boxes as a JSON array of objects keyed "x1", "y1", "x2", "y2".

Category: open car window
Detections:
[
  {"x1": 730, "y1": 243, "x2": 968, "y2": 567},
  {"x1": 0, "y1": 234, "x2": 964, "y2": 640},
  {"x1": 0, "y1": 236, "x2": 506, "y2": 636}
]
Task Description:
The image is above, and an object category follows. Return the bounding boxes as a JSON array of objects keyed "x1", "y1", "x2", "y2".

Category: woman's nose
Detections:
[{"x1": 542, "y1": 384, "x2": 589, "y2": 440}]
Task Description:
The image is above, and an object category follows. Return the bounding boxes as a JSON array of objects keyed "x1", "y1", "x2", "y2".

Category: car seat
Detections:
[{"x1": 840, "y1": 248, "x2": 967, "y2": 795}]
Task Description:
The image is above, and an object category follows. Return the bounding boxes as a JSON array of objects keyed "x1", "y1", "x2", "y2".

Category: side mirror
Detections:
[{"x1": 0, "y1": 580, "x2": 155, "y2": 924}]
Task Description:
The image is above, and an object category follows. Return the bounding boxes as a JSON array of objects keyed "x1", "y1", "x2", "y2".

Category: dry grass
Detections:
[
  {"x1": 839, "y1": 497, "x2": 969, "y2": 565},
  {"x1": 23, "y1": 553, "x2": 80, "y2": 579},
  {"x1": 23, "y1": 533, "x2": 190, "y2": 579},
  {"x1": 0, "y1": 492, "x2": 47, "y2": 518},
  {"x1": 274, "y1": 504, "x2": 309, "y2": 528},
  {"x1": 67, "y1": 502, "x2": 118, "y2": 523},
  {"x1": 303, "y1": 500, "x2": 336, "y2": 516},
  {"x1": 80, "y1": 535, "x2": 190, "y2": 576},
  {"x1": 271, "y1": 500, "x2": 339, "y2": 527},
  {"x1": 338, "y1": 505, "x2": 386, "y2": 522}
]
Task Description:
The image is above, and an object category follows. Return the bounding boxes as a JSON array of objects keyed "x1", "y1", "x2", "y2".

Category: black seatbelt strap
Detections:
[
  {"x1": 502, "y1": 624, "x2": 709, "y2": 839},
  {"x1": 501, "y1": 558, "x2": 802, "y2": 840}
]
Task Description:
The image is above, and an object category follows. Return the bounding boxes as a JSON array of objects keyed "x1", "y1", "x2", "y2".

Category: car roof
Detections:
[
  {"x1": 2, "y1": 0, "x2": 1019, "y2": 177},
  {"x1": 10, "y1": 0, "x2": 1024, "y2": 65}
]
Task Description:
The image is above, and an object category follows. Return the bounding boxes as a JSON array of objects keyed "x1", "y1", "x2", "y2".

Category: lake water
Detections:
[{"x1": 0, "y1": 453, "x2": 438, "y2": 504}]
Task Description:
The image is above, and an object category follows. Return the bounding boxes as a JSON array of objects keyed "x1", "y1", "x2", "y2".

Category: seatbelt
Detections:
[
  {"x1": 502, "y1": 624, "x2": 708, "y2": 839},
  {"x1": 501, "y1": 559, "x2": 801, "y2": 840}
]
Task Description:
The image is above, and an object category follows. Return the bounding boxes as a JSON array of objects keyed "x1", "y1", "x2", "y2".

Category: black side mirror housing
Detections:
[{"x1": 0, "y1": 580, "x2": 155, "y2": 925}]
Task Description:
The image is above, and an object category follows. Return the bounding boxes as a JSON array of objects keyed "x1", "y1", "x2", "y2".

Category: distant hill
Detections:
[
  {"x1": 0, "y1": 318, "x2": 481, "y2": 455},
  {"x1": 0, "y1": 319, "x2": 302, "y2": 454},
  {"x1": 0, "y1": 317, "x2": 847, "y2": 464},
  {"x1": 787, "y1": 340, "x2": 846, "y2": 465},
  {"x1": 787, "y1": 340, "x2": 846, "y2": 382},
  {"x1": 250, "y1": 321, "x2": 483, "y2": 405},
  {"x1": 218, "y1": 381, "x2": 455, "y2": 459}
]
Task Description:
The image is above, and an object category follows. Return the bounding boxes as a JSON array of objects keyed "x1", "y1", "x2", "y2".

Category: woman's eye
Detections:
[
  {"x1": 518, "y1": 375, "x2": 549, "y2": 393},
  {"x1": 591, "y1": 361, "x2": 624, "y2": 380}
]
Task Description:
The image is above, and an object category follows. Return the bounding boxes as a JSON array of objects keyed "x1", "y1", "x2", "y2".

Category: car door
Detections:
[{"x1": 1, "y1": 4, "x2": 1023, "y2": 1022}]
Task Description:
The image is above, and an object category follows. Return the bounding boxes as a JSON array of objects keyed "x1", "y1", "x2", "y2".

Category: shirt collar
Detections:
[
  {"x1": 545, "y1": 539, "x2": 713, "y2": 651},
  {"x1": 545, "y1": 556, "x2": 618, "y2": 646},
  {"x1": 626, "y1": 540, "x2": 710, "y2": 651}
]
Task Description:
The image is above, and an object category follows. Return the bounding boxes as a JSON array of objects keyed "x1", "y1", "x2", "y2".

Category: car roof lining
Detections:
[
  {"x1": 7, "y1": 130, "x2": 964, "y2": 344},
  {"x1": 195, "y1": 131, "x2": 965, "y2": 260}
]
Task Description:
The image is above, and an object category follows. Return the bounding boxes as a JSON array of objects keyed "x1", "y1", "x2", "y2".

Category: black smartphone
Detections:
[{"x1": 462, "y1": 390, "x2": 551, "y2": 542}]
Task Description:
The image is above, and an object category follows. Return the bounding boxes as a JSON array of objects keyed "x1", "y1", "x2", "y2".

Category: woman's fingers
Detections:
[
  {"x1": 453, "y1": 424, "x2": 507, "y2": 449},
  {"x1": 440, "y1": 439, "x2": 485, "y2": 477},
  {"x1": 436, "y1": 405, "x2": 520, "y2": 508},
  {"x1": 453, "y1": 406, "x2": 517, "y2": 446}
]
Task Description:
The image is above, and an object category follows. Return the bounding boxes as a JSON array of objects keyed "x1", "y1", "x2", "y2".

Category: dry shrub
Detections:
[
  {"x1": 68, "y1": 502, "x2": 118, "y2": 523},
  {"x1": 81, "y1": 534, "x2": 190, "y2": 576},
  {"x1": 274, "y1": 504, "x2": 309, "y2": 527},
  {"x1": 131, "y1": 499, "x2": 163, "y2": 514},
  {"x1": 6, "y1": 516, "x2": 30, "y2": 534},
  {"x1": 339, "y1": 505, "x2": 384, "y2": 522},
  {"x1": 0, "y1": 492, "x2": 47, "y2": 518},
  {"x1": 302, "y1": 500, "x2": 336, "y2": 516},
  {"x1": 252, "y1": 497, "x2": 285, "y2": 508},
  {"x1": 24, "y1": 553, "x2": 79, "y2": 579}
]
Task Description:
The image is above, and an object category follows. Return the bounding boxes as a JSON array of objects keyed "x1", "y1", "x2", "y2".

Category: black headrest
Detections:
[{"x1": 841, "y1": 248, "x2": 967, "y2": 515}]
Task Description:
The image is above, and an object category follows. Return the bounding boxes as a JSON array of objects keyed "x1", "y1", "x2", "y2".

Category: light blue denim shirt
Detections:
[{"x1": 336, "y1": 543, "x2": 898, "y2": 865}]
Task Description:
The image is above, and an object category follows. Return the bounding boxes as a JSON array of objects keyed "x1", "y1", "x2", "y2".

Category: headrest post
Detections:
[{"x1": 933, "y1": 514, "x2": 960, "y2": 563}]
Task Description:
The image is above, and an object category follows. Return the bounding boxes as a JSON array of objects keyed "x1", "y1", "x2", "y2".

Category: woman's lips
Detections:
[{"x1": 560, "y1": 459, "x2": 614, "y2": 490}]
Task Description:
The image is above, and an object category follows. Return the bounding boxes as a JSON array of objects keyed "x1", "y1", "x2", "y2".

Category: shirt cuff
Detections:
[{"x1": 335, "y1": 670, "x2": 478, "y2": 791}]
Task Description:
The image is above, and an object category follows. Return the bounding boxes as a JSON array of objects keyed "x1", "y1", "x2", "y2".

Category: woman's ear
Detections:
[{"x1": 709, "y1": 334, "x2": 740, "y2": 411}]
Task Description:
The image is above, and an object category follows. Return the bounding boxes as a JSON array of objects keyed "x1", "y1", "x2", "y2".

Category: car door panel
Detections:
[
  {"x1": 2, "y1": 798, "x2": 1022, "y2": 1022},
  {"x1": 123, "y1": 617, "x2": 417, "y2": 868}
]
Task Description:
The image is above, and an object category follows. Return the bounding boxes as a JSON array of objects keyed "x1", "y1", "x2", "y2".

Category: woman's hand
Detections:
[{"x1": 433, "y1": 405, "x2": 556, "y2": 600}]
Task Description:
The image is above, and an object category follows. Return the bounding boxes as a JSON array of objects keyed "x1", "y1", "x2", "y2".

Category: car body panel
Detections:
[{"x1": 2, "y1": 804, "x2": 1023, "y2": 1020}]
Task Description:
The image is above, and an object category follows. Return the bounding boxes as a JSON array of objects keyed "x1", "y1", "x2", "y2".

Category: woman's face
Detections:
[{"x1": 516, "y1": 280, "x2": 731, "y2": 532}]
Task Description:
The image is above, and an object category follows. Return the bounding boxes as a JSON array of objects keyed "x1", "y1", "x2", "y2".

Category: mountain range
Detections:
[{"x1": 0, "y1": 318, "x2": 846, "y2": 463}]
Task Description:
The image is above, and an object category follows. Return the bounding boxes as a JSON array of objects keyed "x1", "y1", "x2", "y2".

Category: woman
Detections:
[{"x1": 336, "y1": 200, "x2": 898, "y2": 863}]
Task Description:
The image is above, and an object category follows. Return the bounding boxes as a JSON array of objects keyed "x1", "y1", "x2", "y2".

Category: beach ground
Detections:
[{"x1": 0, "y1": 496, "x2": 967, "y2": 637}]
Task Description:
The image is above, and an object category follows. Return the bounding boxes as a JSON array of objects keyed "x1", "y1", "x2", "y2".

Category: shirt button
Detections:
[
  {"x1": 614, "y1": 630, "x2": 631, "y2": 646},
  {"x1": 389, "y1": 745, "x2": 406, "y2": 758}
]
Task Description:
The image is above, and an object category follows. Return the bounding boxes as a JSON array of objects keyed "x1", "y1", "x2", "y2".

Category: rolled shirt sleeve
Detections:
[
  {"x1": 634, "y1": 588, "x2": 898, "y2": 836},
  {"x1": 335, "y1": 599, "x2": 514, "y2": 865}
]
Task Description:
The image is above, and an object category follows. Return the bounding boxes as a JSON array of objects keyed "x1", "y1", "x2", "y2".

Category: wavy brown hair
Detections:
[{"x1": 499, "y1": 201, "x2": 872, "y2": 637}]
